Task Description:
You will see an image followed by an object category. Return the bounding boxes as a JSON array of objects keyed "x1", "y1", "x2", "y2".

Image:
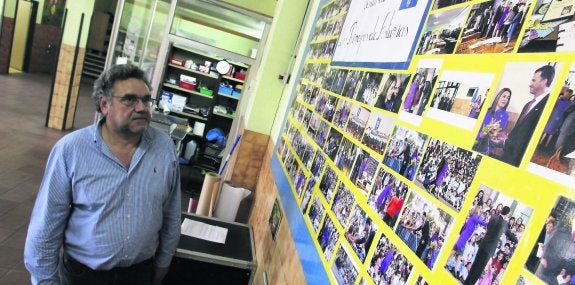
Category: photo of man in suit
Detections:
[{"x1": 496, "y1": 65, "x2": 556, "y2": 166}]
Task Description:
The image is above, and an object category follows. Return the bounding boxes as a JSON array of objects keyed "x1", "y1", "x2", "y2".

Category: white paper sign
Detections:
[
  {"x1": 331, "y1": 0, "x2": 431, "y2": 69},
  {"x1": 181, "y1": 218, "x2": 228, "y2": 244}
]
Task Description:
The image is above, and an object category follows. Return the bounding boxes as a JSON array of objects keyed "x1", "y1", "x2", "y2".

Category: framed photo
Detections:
[{"x1": 269, "y1": 198, "x2": 283, "y2": 241}]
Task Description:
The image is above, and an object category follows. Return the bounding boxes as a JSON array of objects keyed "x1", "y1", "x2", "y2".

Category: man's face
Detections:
[
  {"x1": 529, "y1": 71, "x2": 548, "y2": 96},
  {"x1": 100, "y1": 78, "x2": 152, "y2": 137},
  {"x1": 386, "y1": 79, "x2": 400, "y2": 99}
]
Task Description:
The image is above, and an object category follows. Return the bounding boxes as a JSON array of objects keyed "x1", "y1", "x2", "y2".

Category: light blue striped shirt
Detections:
[{"x1": 24, "y1": 121, "x2": 181, "y2": 284}]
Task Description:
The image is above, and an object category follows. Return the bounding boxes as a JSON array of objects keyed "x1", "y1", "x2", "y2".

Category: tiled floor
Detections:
[{"x1": 0, "y1": 72, "x2": 94, "y2": 284}]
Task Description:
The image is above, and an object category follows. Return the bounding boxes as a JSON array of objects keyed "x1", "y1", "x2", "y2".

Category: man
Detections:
[
  {"x1": 24, "y1": 65, "x2": 182, "y2": 284},
  {"x1": 500, "y1": 65, "x2": 555, "y2": 166},
  {"x1": 347, "y1": 218, "x2": 376, "y2": 261},
  {"x1": 464, "y1": 206, "x2": 518, "y2": 285},
  {"x1": 413, "y1": 212, "x2": 430, "y2": 258}
]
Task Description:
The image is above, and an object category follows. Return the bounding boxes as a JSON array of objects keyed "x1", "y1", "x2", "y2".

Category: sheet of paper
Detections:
[
  {"x1": 181, "y1": 218, "x2": 228, "y2": 244},
  {"x1": 564, "y1": 150, "x2": 575, "y2": 159}
]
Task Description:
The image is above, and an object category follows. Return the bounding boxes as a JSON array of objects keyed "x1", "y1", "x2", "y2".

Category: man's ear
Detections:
[{"x1": 99, "y1": 96, "x2": 109, "y2": 115}]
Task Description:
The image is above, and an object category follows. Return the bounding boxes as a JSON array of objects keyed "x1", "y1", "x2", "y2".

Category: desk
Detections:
[{"x1": 163, "y1": 213, "x2": 257, "y2": 284}]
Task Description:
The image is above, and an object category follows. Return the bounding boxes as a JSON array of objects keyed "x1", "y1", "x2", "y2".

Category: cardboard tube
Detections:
[
  {"x1": 196, "y1": 172, "x2": 220, "y2": 216},
  {"x1": 208, "y1": 180, "x2": 221, "y2": 217}
]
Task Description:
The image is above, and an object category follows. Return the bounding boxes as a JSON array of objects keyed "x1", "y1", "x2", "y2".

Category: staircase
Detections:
[{"x1": 81, "y1": 50, "x2": 106, "y2": 84}]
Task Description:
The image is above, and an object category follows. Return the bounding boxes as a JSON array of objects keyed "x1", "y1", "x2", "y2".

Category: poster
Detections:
[{"x1": 273, "y1": 0, "x2": 575, "y2": 284}]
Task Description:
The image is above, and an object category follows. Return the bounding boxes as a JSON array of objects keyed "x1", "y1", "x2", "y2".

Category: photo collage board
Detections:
[{"x1": 274, "y1": 0, "x2": 575, "y2": 284}]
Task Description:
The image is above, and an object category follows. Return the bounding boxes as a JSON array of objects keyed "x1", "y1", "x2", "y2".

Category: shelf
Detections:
[
  {"x1": 168, "y1": 63, "x2": 219, "y2": 79},
  {"x1": 221, "y1": 75, "x2": 244, "y2": 84},
  {"x1": 163, "y1": 83, "x2": 214, "y2": 99},
  {"x1": 170, "y1": 110, "x2": 208, "y2": 121},
  {"x1": 217, "y1": 93, "x2": 239, "y2": 100},
  {"x1": 213, "y1": 112, "x2": 235, "y2": 119}
]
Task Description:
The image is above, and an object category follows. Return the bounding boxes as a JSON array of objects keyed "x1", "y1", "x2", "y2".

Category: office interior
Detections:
[{"x1": 1, "y1": 0, "x2": 574, "y2": 284}]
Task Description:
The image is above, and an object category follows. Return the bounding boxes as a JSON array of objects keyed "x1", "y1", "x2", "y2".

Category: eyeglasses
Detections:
[{"x1": 112, "y1": 95, "x2": 153, "y2": 107}]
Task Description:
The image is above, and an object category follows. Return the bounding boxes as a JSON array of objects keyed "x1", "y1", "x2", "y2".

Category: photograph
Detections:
[
  {"x1": 346, "y1": 104, "x2": 371, "y2": 142},
  {"x1": 361, "y1": 111, "x2": 396, "y2": 155},
  {"x1": 269, "y1": 198, "x2": 283, "y2": 241},
  {"x1": 528, "y1": 63, "x2": 575, "y2": 187},
  {"x1": 367, "y1": 234, "x2": 414, "y2": 285},
  {"x1": 349, "y1": 150, "x2": 379, "y2": 196},
  {"x1": 415, "y1": 138, "x2": 483, "y2": 212},
  {"x1": 321, "y1": 95, "x2": 339, "y2": 124},
  {"x1": 446, "y1": 184, "x2": 533, "y2": 284},
  {"x1": 518, "y1": 0, "x2": 575, "y2": 53},
  {"x1": 319, "y1": 165, "x2": 339, "y2": 204},
  {"x1": 333, "y1": 99, "x2": 352, "y2": 129},
  {"x1": 317, "y1": 213, "x2": 340, "y2": 262},
  {"x1": 473, "y1": 62, "x2": 562, "y2": 167},
  {"x1": 383, "y1": 125, "x2": 429, "y2": 180},
  {"x1": 331, "y1": 244, "x2": 359, "y2": 285},
  {"x1": 355, "y1": 72, "x2": 384, "y2": 106},
  {"x1": 331, "y1": 181, "x2": 356, "y2": 228},
  {"x1": 402, "y1": 69, "x2": 439, "y2": 116},
  {"x1": 324, "y1": 128, "x2": 344, "y2": 161},
  {"x1": 291, "y1": 131, "x2": 315, "y2": 170},
  {"x1": 315, "y1": 91, "x2": 330, "y2": 116},
  {"x1": 335, "y1": 137, "x2": 359, "y2": 177},
  {"x1": 342, "y1": 70, "x2": 364, "y2": 99},
  {"x1": 426, "y1": 70, "x2": 495, "y2": 130},
  {"x1": 308, "y1": 194, "x2": 326, "y2": 233},
  {"x1": 456, "y1": 0, "x2": 529, "y2": 54},
  {"x1": 525, "y1": 195, "x2": 575, "y2": 285},
  {"x1": 433, "y1": 0, "x2": 472, "y2": 10},
  {"x1": 416, "y1": 7, "x2": 470, "y2": 55},
  {"x1": 323, "y1": 67, "x2": 339, "y2": 92},
  {"x1": 516, "y1": 275, "x2": 532, "y2": 285},
  {"x1": 300, "y1": 176, "x2": 317, "y2": 214},
  {"x1": 344, "y1": 205, "x2": 378, "y2": 263},
  {"x1": 367, "y1": 167, "x2": 410, "y2": 229},
  {"x1": 330, "y1": 69, "x2": 350, "y2": 95},
  {"x1": 373, "y1": 73, "x2": 411, "y2": 114},
  {"x1": 395, "y1": 190, "x2": 455, "y2": 269}
]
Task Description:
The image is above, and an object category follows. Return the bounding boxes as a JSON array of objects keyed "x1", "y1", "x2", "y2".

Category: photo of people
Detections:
[
  {"x1": 269, "y1": 198, "x2": 283, "y2": 241},
  {"x1": 312, "y1": 14, "x2": 346, "y2": 42},
  {"x1": 361, "y1": 111, "x2": 396, "y2": 155},
  {"x1": 395, "y1": 190, "x2": 455, "y2": 269},
  {"x1": 479, "y1": 62, "x2": 561, "y2": 167},
  {"x1": 355, "y1": 72, "x2": 384, "y2": 106},
  {"x1": 321, "y1": 95, "x2": 339, "y2": 122},
  {"x1": 367, "y1": 234, "x2": 414, "y2": 285},
  {"x1": 472, "y1": 87, "x2": 513, "y2": 157},
  {"x1": 333, "y1": 99, "x2": 352, "y2": 129},
  {"x1": 301, "y1": 175, "x2": 317, "y2": 214},
  {"x1": 383, "y1": 126, "x2": 428, "y2": 180},
  {"x1": 416, "y1": 7, "x2": 470, "y2": 55},
  {"x1": 335, "y1": 137, "x2": 358, "y2": 177},
  {"x1": 525, "y1": 196, "x2": 575, "y2": 284},
  {"x1": 456, "y1": 0, "x2": 528, "y2": 54},
  {"x1": 433, "y1": 0, "x2": 471, "y2": 10},
  {"x1": 448, "y1": 185, "x2": 532, "y2": 285},
  {"x1": 373, "y1": 73, "x2": 410, "y2": 113},
  {"x1": 346, "y1": 104, "x2": 370, "y2": 141},
  {"x1": 342, "y1": 70, "x2": 364, "y2": 99},
  {"x1": 349, "y1": 150, "x2": 378, "y2": 196},
  {"x1": 317, "y1": 213, "x2": 340, "y2": 262},
  {"x1": 516, "y1": 275, "x2": 532, "y2": 285},
  {"x1": 332, "y1": 181, "x2": 355, "y2": 228},
  {"x1": 331, "y1": 244, "x2": 359, "y2": 285},
  {"x1": 324, "y1": 128, "x2": 344, "y2": 161},
  {"x1": 315, "y1": 91, "x2": 330, "y2": 116},
  {"x1": 331, "y1": 69, "x2": 350, "y2": 95},
  {"x1": 322, "y1": 67, "x2": 340, "y2": 92},
  {"x1": 415, "y1": 138, "x2": 483, "y2": 212},
  {"x1": 290, "y1": 131, "x2": 315, "y2": 170},
  {"x1": 367, "y1": 167, "x2": 410, "y2": 228},
  {"x1": 344, "y1": 205, "x2": 378, "y2": 263},
  {"x1": 416, "y1": 275, "x2": 429, "y2": 285},
  {"x1": 319, "y1": 166, "x2": 339, "y2": 204},
  {"x1": 308, "y1": 194, "x2": 326, "y2": 233},
  {"x1": 402, "y1": 69, "x2": 438, "y2": 117},
  {"x1": 518, "y1": 0, "x2": 575, "y2": 53},
  {"x1": 427, "y1": 70, "x2": 495, "y2": 130},
  {"x1": 528, "y1": 63, "x2": 575, "y2": 187}
]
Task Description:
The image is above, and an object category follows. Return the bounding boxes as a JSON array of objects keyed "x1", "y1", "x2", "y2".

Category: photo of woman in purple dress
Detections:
[{"x1": 473, "y1": 87, "x2": 512, "y2": 157}]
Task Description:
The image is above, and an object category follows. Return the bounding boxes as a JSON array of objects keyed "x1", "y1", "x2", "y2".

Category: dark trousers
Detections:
[
  {"x1": 464, "y1": 247, "x2": 490, "y2": 285},
  {"x1": 61, "y1": 253, "x2": 154, "y2": 285}
]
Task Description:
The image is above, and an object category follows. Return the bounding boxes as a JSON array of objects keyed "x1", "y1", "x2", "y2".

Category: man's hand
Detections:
[{"x1": 153, "y1": 266, "x2": 170, "y2": 285}]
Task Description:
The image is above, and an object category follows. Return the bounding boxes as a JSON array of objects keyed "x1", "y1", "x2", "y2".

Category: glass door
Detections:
[{"x1": 106, "y1": 0, "x2": 172, "y2": 81}]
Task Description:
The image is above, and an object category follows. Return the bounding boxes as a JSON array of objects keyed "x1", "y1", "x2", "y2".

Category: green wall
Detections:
[
  {"x1": 243, "y1": 0, "x2": 308, "y2": 134},
  {"x1": 62, "y1": 0, "x2": 94, "y2": 46}
]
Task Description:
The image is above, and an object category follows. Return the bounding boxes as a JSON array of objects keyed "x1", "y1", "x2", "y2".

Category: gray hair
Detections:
[{"x1": 92, "y1": 64, "x2": 151, "y2": 113}]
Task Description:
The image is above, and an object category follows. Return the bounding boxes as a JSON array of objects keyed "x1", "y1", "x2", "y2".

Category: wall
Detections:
[{"x1": 266, "y1": 0, "x2": 575, "y2": 284}]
